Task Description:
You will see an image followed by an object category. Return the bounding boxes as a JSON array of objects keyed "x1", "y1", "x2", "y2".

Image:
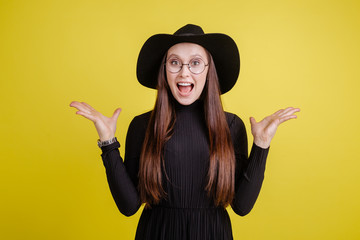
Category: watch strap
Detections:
[{"x1": 97, "y1": 137, "x2": 117, "y2": 148}]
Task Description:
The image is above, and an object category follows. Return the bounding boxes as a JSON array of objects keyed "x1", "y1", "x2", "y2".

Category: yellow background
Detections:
[{"x1": 1, "y1": 0, "x2": 359, "y2": 239}]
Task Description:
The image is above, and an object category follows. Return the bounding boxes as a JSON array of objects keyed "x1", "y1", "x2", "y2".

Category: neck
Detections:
[{"x1": 174, "y1": 98, "x2": 203, "y2": 112}]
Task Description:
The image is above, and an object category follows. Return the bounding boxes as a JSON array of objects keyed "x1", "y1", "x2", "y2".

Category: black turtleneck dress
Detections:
[{"x1": 100, "y1": 100, "x2": 269, "y2": 240}]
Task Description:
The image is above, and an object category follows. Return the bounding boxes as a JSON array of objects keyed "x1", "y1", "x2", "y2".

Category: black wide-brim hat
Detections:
[{"x1": 136, "y1": 24, "x2": 240, "y2": 94}]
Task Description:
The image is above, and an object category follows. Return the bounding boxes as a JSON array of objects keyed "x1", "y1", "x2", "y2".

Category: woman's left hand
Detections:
[{"x1": 250, "y1": 107, "x2": 300, "y2": 149}]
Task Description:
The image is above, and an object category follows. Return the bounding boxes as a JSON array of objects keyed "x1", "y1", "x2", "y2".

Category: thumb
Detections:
[
  {"x1": 111, "y1": 108, "x2": 122, "y2": 121},
  {"x1": 249, "y1": 117, "x2": 256, "y2": 125}
]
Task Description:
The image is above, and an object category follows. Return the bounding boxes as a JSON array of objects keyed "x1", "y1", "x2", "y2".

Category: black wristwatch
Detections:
[{"x1": 97, "y1": 137, "x2": 117, "y2": 148}]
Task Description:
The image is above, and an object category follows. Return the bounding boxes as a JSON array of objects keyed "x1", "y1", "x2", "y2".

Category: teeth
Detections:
[{"x1": 178, "y1": 83, "x2": 192, "y2": 86}]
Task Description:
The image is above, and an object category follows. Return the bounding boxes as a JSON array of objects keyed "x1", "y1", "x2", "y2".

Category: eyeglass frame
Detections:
[{"x1": 164, "y1": 57, "x2": 209, "y2": 75}]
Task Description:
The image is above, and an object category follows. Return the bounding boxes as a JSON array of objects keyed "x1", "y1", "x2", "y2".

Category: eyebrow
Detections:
[{"x1": 167, "y1": 54, "x2": 205, "y2": 59}]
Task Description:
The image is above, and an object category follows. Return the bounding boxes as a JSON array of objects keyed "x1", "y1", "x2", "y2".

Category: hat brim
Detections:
[{"x1": 136, "y1": 33, "x2": 240, "y2": 94}]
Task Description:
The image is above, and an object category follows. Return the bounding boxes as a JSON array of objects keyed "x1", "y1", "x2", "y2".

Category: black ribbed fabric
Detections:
[{"x1": 100, "y1": 100, "x2": 269, "y2": 240}]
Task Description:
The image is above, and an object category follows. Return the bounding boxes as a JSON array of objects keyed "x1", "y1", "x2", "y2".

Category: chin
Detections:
[{"x1": 175, "y1": 96, "x2": 196, "y2": 106}]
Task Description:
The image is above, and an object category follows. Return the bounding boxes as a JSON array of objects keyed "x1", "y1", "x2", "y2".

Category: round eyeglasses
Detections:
[{"x1": 165, "y1": 58, "x2": 209, "y2": 74}]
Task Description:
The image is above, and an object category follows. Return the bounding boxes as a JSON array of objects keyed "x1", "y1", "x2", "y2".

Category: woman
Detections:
[{"x1": 70, "y1": 24, "x2": 300, "y2": 240}]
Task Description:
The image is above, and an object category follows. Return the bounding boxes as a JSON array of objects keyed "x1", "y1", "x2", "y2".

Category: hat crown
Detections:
[{"x1": 173, "y1": 24, "x2": 205, "y2": 36}]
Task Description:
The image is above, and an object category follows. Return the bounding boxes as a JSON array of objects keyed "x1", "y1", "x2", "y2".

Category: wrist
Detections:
[
  {"x1": 253, "y1": 137, "x2": 270, "y2": 149},
  {"x1": 97, "y1": 137, "x2": 117, "y2": 148},
  {"x1": 99, "y1": 134, "x2": 115, "y2": 142}
]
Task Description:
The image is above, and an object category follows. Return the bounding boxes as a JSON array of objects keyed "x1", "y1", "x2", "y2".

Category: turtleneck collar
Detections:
[{"x1": 174, "y1": 98, "x2": 204, "y2": 113}]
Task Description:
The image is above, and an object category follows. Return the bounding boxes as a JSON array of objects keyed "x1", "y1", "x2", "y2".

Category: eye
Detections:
[
  {"x1": 191, "y1": 59, "x2": 202, "y2": 66},
  {"x1": 169, "y1": 59, "x2": 181, "y2": 66}
]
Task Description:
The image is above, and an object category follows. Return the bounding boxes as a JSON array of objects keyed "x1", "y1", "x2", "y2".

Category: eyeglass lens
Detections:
[{"x1": 166, "y1": 58, "x2": 206, "y2": 74}]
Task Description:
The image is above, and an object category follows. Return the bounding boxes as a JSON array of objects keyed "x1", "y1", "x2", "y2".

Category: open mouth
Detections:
[{"x1": 177, "y1": 82, "x2": 194, "y2": 95}]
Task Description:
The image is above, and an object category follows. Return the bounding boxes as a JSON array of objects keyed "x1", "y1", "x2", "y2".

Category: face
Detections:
[{"x1": 166, "y1": 42, "x2": 209, "y2": 106}]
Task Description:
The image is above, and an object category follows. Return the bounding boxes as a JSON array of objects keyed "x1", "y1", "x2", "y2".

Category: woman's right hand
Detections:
[{"x1": 69, "y1": 101, "x2": 122, "y2": 141}]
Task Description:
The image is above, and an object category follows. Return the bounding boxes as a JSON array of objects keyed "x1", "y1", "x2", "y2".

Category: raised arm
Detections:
[
  {"x1": 229, "y1": 114, "x2": 268, "y2": 216},
  {"x1": 229, "y1": 107, "x2": 300, "y2": 216},
  {"x1": 101, "y1": 112, "x2": 150, "y2": 216},
  {"x1": 69, "y1": 101, "x2": 143, "y2": 216},
  {"x1": 100, "y1": 115, "x2": 146, "y2": 216}
]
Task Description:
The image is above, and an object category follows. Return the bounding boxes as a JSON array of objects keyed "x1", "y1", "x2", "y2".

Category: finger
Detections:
[
  {"x1": 111, "y1": 108, "x2": 122, "y2": 121},
  {"x1": 69, "y1": 101, "x2": 83, "y2": 109},
  {"x1": 70, "y1": 101, "x2": 92, "y2": 114},
  {"x1": 272, "y1": 109, "x2": 284, "y2": 116},
  {"x1": 278, "y1": 107, "x2": 295, "y2": 116},
  {"x1": 75, "y1": 110, "x2": 97, "y2": 122},
  {"x1": 249, "y1": 117, "x2": 257, "y2": 125},
  {"x1": 280, "y1": 107, "x2": 300, "y2": 117},
  {"x1": 69, "y1": 101, "x2": 78, "y2": 107},
  {"x1": 278, "y1": 114, "x2": 297, "y2": 124},
  {"x1": 81, "y1": 102, "x2": 96, "y2": 111}
]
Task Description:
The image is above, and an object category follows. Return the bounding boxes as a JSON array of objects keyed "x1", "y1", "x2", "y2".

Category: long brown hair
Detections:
[{"x1": 138, "y1": 52, "x2": 235, "y2": 208}]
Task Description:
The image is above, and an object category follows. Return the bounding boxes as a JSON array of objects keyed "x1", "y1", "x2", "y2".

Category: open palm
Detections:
[
  {"x1": 69, "y1": 101, "x2": 122, "y2": 141},
  {"x1": 250, "y1": 107, "x2": 300, "y2": 148}
]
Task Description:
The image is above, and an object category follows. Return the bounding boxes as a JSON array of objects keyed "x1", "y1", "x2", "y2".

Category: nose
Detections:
[{"x1": 179, "y1": 64, "x2": 191, "y2": 77}]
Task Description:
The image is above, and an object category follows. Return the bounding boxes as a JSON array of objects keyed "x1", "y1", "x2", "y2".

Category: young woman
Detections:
[{"x1": 70, "y1": 24, "x2": 300, "y2": 240}]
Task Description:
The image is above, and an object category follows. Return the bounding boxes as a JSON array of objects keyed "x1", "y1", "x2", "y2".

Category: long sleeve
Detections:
[
  {"x1": 226, "y1": 113, "x2": 270, "y2": 216},
  {"x1": 100, "y1": 112, "x2": 151, "y2": 217}
]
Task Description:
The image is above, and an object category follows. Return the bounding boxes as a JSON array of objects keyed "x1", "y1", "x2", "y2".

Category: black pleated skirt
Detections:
[{"x1": 135, "y1": 206, "x2": 233, "y2": 240}]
